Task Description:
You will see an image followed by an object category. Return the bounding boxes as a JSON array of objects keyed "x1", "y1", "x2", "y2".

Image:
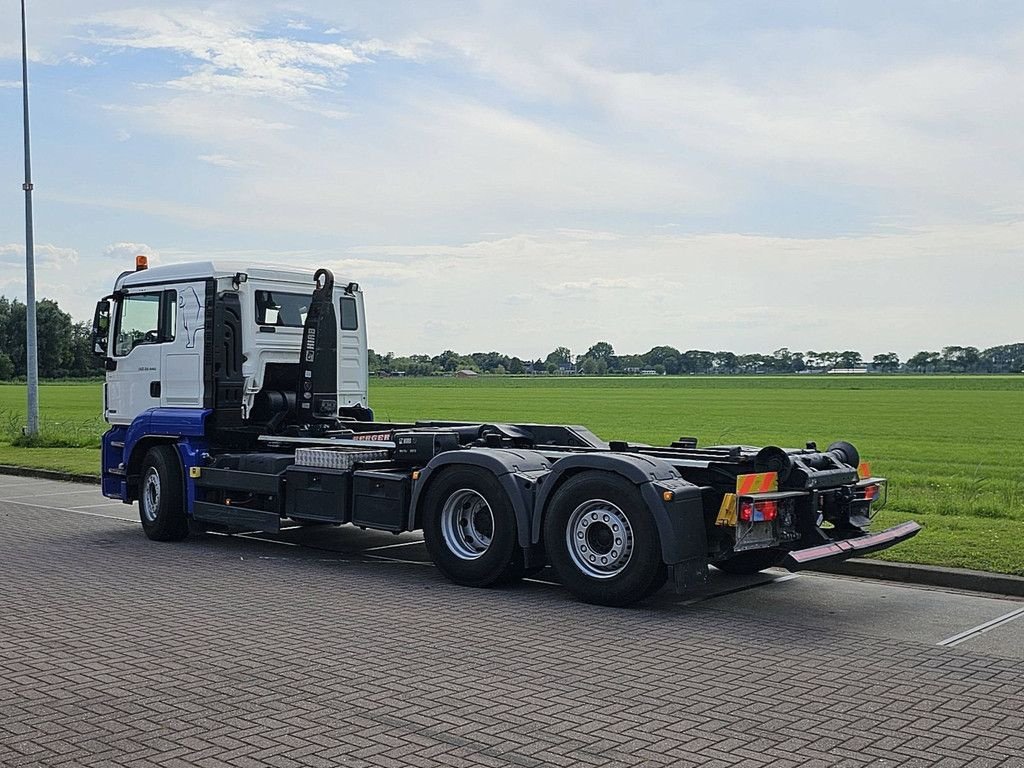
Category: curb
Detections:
[
  {"x1": 0, "y1": 465, "x2": 101, "y2": 486},
  {"x1": 811, "y1": 558, "x2": 1024, "y2": 598}
]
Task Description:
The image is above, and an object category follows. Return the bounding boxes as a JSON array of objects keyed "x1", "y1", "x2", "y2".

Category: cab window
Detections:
[
  {"x1": 114, "y1": 291, "x2": 176, "y2": 356},
  {"x1": 255, "y1": 291, "x2": 309, "y2": 327},
  {"x1": 339, "y1": 296, "x2": 358, "y2": 330}
]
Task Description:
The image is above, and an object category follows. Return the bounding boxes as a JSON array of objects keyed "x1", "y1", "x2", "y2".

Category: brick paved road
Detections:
[{"x1": 1, "y1": 476, "x2": 1023, "y2": 767}]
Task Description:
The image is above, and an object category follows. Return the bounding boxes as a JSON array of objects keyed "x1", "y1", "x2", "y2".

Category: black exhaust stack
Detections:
[{"x1": 296, "y1": 268, "x2": 338, "y2": 425}]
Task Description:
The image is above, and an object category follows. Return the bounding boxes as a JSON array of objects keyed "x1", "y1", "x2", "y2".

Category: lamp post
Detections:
[{"x1": 21, "y1": 0, "x2": 39, "y2": 436}]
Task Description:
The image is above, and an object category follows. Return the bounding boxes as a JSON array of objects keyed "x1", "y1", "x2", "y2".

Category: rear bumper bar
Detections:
[{"x1": 782, "y1": 521, "x2": 921, "y2": 571}]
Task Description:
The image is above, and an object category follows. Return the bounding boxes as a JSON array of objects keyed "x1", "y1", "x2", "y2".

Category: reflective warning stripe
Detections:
[
  {"x1": 716, "y1": 493, "x2": 737, "y2": 526},
  {"x1": 735, "y1": 471, "x2": 778, "y2": 495},
  {"x1": 857, "y1": 461, "x2": 872, "y2": 479}
]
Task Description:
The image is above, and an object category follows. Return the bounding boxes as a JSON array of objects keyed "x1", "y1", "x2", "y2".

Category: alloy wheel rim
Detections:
[
  {"x1": 141, "y1": 467, "x2": 160, "y2": 522},
  {"x1": 566, "y1": 499, "x2": 634, "y2": 579},
  {"x1": 440, "y1": 488, "x2": 494, "y2": 560}
]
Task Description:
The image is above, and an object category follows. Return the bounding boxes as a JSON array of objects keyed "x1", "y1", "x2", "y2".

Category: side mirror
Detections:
[{"x1": 92, "y1": 298, "x2": 111, "y2": 357}]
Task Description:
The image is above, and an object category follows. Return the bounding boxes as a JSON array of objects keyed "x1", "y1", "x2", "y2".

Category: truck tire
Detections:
[
  {"x1": 138, "y1": 446, "x2": 189, "y2": 542},
  {"x1": 714, "y1": 549, "x2": 782, "y2": 575},
  {"x1": 543, "y1": 471, "x2": 666, "y2": 607},
  {"x1": 422, "y1": 466, "x2": 524, "y2": 587}
]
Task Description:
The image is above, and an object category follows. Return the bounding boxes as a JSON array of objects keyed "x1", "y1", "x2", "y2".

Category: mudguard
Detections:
[
  {"x1": 123, "y1": 408, "x2": 209, "y2": 464},
  {"x1": 408, "y1": 448, "x2": 552, "y2": 549},
  {"x1": 532, "y1": 452, "x2": 709, "y2": 568}
]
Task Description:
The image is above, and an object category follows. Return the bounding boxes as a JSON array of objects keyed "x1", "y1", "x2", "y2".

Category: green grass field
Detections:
[{"x1": 1, "y1": 376, "x2": 1022, "y2": 574}]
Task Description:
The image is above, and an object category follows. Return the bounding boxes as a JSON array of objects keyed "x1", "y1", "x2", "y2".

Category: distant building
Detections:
[
  {"x1": 455, "y1": 369, "x2": 479, "y2": 378},
  {"x1": 827, "y1": 368, "x2": 868, "y2": 375}
]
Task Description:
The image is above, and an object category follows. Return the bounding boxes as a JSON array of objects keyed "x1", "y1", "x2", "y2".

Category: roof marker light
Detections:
[{"x1": 135, "y1": 255, "x2": 148, "y2": 271}]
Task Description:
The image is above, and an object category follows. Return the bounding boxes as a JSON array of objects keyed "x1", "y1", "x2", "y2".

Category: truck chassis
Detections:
[{"x1": 95, "y1": 263, "x2": 919, "y2": 607}]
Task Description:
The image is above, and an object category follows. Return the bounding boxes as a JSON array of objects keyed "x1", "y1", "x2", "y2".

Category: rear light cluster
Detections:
[
  {"x1": 860, "y1": 480, "x2": 887, "y2": 512},
  {"x1": 739, "y1": 499, "x2": 777, "y2": 522}
]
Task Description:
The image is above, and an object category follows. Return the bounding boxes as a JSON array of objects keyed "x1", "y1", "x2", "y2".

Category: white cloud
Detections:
[
  {"x1": 87, "y1": 9, "x2": 364, "y2": 100},
  {"x1": 61, "y1": 53, "x2": 96, "y2": 66},
  {"x1": 0, "y1": 243, "x2": 79, "y2": 269},
  {"x1": 103, "y1": 242, "x2": 159, "y2": 265},
  {"x1": 164, "y1": 225, "x2": 1015, "y2": 359},
  {"x1": 197, "y1": 153, "x2": 250, "y2": 169},
  {"x1": 352, "y1": 37, "x2": 434, "y2": 60},
  {"x1": 2, "y1": 3, "x2": 1021, "y2": 358}
]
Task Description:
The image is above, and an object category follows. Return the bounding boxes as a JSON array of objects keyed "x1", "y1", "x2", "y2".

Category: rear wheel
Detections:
[
  {"x1": 138, "y1": 446, "x2": 189, "y2": 542},
  {"x1": 714, "y1": 549, "x2": 783, "y2": 575},
  {"x1": 543, "y1": 471, "x2": 666, "y2": 607},
  {"x1": 422, "y1": 466, "x2": 524, "y2": 587}
]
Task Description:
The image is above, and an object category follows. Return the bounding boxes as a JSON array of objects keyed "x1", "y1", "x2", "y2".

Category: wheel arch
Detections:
[
  {"x1": 533, "y1": 453, "x2": 706, "y2": 566},
  {"x1": 125, "y1": 437, "x2": 181, "y2": 500},
  {"x1": 123, "y1": 408, "x2": 210, "y2": 505},
  {"x1": 408, "y1": 448, "x2": 551, "y2": 549}
]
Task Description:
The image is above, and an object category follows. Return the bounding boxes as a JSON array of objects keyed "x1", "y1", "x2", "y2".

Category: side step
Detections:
[{"x1": 192, "y1": 502, "x2": 281, "y2": 533}]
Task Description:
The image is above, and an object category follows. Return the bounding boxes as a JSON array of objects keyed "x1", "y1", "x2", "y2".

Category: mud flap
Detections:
[{"x1": 670, "y1": 556, "x2": 709, "y2": 592}]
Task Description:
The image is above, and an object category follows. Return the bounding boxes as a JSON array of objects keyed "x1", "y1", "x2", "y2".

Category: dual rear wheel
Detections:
[
  {"x1": 422, "y1": 467, "x2": 666, "y2": 606},
  {"x1": 421, "y1": 467, "x2": 528, "y2": 587},
  {"x1": 543, "y1": 472, "x2": 667, "y2": 606}
]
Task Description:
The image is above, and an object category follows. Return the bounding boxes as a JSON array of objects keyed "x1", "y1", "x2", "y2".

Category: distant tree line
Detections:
[
  {"x1": 0, "y1": 297, "x2": 102, "y2": 380},
  {"x1": 371, "y1": 342, "x2": 1024, "y2": 376},
  {"x1": 0, "y1": 295, "x2": 1020, "y2": 380}
]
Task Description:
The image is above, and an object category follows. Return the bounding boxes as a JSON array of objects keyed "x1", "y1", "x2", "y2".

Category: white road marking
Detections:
[
  {"x1": 937, "y1": 605, "x2": 1024, "y2": 647},
  {"x1": 363, "y1": 539, "x2": 425, "y2": 552},
  {"x1": 2, "y1": 497, "x2": 138, "y2": 522},
  {"x1": 69, "y1": 502, "x2": 126, "y2": 510},
  {"x1": 523, "y1": 577, "x2": 560, "y2": 587},
  {"x1": 6, "y1": 488, "x2": 105, "y2": 500},
  {"x1": 362, "y1": 553, "x2": 432, "y2": 566},
  {"x1": 0, "y1": 481, "x2": 70, "y2": 490},
  {"x1": 680, "y1": 572, "x2": 801, "y2": 605},
  {"x1": 205, "y1": 531, "x2": 303, "y2": 547}
]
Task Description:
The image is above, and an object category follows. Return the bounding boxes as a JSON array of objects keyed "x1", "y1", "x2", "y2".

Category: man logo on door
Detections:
[{"x1": 179, "y1": 288, "x2": 203, "y2": 349}]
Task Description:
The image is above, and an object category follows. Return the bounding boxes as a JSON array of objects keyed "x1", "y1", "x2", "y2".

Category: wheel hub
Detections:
[
  {"x1": 566, "y1": 499, "x2": 634, "y2": 579},
  {"x1": 440, "y1": 489, "x2": 494, "y2": 560},
  {"x1": 141, "y1": 467, "x2": 160, "y2": 523}
]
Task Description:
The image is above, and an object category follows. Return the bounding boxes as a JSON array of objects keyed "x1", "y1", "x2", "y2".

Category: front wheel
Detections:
[
  {"x1": 543, "y1": 471, "x2": 666, "y2": 607},
  {"x1": 138, "y1": 445, "x2": 189, "y2": 542},
  {"x1": 422, "y1": 466, "x2": 524, "y2": 587}
]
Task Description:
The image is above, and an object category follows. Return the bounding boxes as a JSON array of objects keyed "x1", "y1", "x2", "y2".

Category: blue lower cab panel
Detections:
[{"x1": 101, "y1": 426, "x2": 129, "y2": 501}]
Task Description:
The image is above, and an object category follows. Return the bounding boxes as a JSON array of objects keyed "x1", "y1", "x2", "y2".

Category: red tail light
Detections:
[
  {"x1": 739, "y1": 499, "x2": 778, "y2": 522},
  {"x1": 864, "y1": 484, "x2": 878, "y2": 501}
]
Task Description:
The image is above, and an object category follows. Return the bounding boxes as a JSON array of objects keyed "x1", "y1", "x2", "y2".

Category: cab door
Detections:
[
  {"x1": 337, "y1": 291, "x2": 368, "y2": 409},
  {"x1": 104, "y1": 289, "x2": 176, "y2": 425},
  {"x1": 160, "y1": 281, "x2": 207, "y2": 408}
]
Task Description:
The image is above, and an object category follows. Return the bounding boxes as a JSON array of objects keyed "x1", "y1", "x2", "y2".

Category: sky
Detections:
[{"x1": 1, "y1": 1, "x2": 1022, "y2": 361}]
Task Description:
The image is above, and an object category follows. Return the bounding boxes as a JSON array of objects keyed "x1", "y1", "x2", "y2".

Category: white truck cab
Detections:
[{"x1": 93, "y1": 258, "x2": 369, "y2": 428}]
